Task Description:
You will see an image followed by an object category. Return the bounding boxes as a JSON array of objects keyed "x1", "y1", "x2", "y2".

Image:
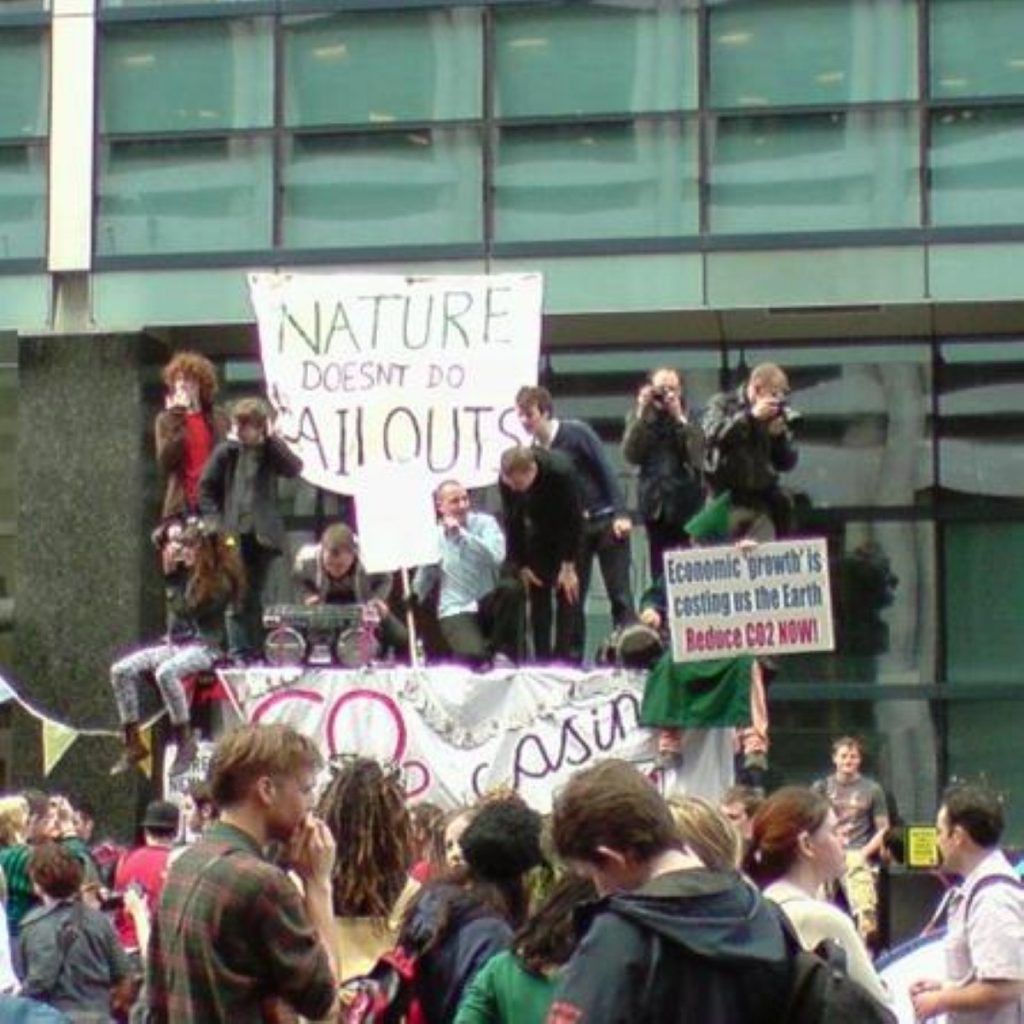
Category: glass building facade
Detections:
[{"x1": 1, "y1": 0, "x2": 1024, "y2": 835}]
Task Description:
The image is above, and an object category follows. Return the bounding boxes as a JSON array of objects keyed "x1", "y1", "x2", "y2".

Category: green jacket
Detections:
[{"x1": 453, "y1": 950, "x2": 558, "y2": 1024}]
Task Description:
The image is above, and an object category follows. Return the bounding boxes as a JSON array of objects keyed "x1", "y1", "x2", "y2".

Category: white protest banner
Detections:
[
  {"x1": 249, "y1": 272, "x2": 542, "y2": 495},
  {"x1": 665, "y1": 538, "x2": 834, "y2": 663},
  {"x1": 218, "y1": 665, "x2": 736, "y2": 810},
  {"x1": 354, "y1": 463, "x2": 439, "y2": 574}
]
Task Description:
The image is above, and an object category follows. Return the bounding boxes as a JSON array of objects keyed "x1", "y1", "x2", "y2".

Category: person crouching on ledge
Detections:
[{"x1": 109, "y1": 519, "x2": 245, "y2": 777}]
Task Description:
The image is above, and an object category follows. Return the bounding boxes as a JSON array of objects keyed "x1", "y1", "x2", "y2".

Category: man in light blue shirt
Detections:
[{"x1": 414, "y1": 479, "x2": 525, "y2": 667}]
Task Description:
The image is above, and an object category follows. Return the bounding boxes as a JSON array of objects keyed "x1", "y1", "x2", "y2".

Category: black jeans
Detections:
[
  {"x1": 227, "y1": 534, "x2": 278, "y2": 661},
  {"x1": 645, "y1": 519, "x2": 690, "y2": 584},
  {"x1": 439, "y1": 578, "x2": 525, "y2": 666}
]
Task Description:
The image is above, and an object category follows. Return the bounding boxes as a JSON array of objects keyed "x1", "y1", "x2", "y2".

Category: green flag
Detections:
[{"x1": 685, "y1": 491, "x2": 732, "y2": 542}]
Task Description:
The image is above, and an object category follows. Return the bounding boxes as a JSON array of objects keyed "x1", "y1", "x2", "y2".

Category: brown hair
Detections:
[
  {"x1": 29, "y1": 842, "x2": 83, "y2": 900},
  {"x1": 668, "y1": 796, "x2": 742, "y2": 871},
  {"x1": 515, "y1": 386, "x2": 553, "y2": 416},
  {"x1": 321, "y1": 523, "x2": 357, "y2": 553},
  {"x1": 831, "y1": 735, "x2": 864, "y2": 756},
  {"x1": 514, "y1": 872, "x2": 596, "y2": 975},
  {"x1": 162, "y1": 351, "x2": 218, "y2": 408},
  {"x1": 209, "y1": 724, "x2": 322, "y2": 809},
  {"x1": 744, "y1": 786, "x2": 830, "y2": 887},
  {"x1": 500, "y1": 445, "x2": 537, "y2": 477},
  {"x1": 188, "y1": 532, "x2": 246, "y2": 608},
  {"x1": 232, "y1": 396, "x2": 270, "y2": 429},
  {"x1": 316, "y1": 757, "x2": 413, "y2": 919},
  {"x1": 721, "y1": 785, "x2": 764, "y2": 820},
  {"x1": 749, "y1": 363, "x2": 789, "y2": 393},
  {"x1": 551, "y1": 760, "x2": 678, "y2": 864}
]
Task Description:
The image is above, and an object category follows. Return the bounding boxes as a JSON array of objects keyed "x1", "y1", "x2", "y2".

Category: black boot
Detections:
[{"x1": 168, "y1": 723, "x2": 198, "y2": 777}]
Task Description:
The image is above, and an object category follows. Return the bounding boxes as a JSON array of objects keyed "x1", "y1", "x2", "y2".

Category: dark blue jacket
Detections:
[{"x1": 549, "y1": 419, "x2": 626, "y2": 519}]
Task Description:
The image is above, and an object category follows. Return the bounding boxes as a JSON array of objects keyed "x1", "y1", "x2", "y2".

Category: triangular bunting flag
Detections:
[{"x1": 42, "y1": 720, "x2": 79, "y2": 777}]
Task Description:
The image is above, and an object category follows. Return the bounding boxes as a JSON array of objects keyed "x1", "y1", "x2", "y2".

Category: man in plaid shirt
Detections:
[{"x1": 146, "y1": 723, "x2": 339, "y2": 1022}]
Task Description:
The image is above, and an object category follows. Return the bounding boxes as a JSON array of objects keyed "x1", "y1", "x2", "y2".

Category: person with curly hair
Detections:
[
  {"x1": 109, "y1": 523, "x2": 245, "y2": 777},
  {"x1": 155, "y1": 351, "x2": 229, "y2": 520},
  {"x1": 398, "y1": 798, "x2": 544, "y2": 1024},
  {"x1": 454, "y1": 872, "x2": 596, "y2": 1024},
  {"x1": 316, "y1": 757, "x2": 419, "y2": 982}
]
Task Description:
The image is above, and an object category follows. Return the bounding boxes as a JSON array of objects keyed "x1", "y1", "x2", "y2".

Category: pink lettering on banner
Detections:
[
  {"x1": 326, "y1": 688, "x2": 408, "y2": 762},
  {"x1": 252, "y1": 688, "x2": 326, "y2": 723}
]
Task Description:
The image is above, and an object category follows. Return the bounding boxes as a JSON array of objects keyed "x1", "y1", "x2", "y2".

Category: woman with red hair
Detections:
[
  {"x1": 744, "y1": 785, "x2": 890, "y2": 1005},
  {"x1": 156, "y1": 351, "x2": 228, "y2": 518}
]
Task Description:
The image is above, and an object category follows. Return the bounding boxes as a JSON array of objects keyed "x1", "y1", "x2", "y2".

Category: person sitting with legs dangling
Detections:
[{"x1": 109, "y1": 518, "x2": 245, "y2": 777}]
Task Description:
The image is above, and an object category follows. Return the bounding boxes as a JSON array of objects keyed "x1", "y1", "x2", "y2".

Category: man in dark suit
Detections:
[{"x1": 499, "y1": 445, "x2": 583, "y2": 662}]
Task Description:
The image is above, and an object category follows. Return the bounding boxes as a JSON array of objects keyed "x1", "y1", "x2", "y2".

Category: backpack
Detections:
[
  {"x1": 340, "y1": 946, "x2": 425, "y2": 1024},
  {"x1": 775, "y1": 912, "x2": 897, "y2": 1024}
]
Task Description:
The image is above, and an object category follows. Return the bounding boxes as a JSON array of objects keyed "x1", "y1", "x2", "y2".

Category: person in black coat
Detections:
[
  {"x1": 498, "y1": 445, "x2": 583, "y2": 663},
  {"x1": 199, "y1": 397, "x2": 303, "y2": 661}
]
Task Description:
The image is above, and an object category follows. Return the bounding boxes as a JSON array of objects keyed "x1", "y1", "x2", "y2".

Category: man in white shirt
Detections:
[
  {"x1": 911, "y1": 783, "x2": 1024, "y2": 1023},
  {"x1": 414, "y1": 479, "x2": 524, "y2": 668}
]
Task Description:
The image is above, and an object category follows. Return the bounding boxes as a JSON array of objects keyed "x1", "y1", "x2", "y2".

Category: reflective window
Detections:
[
  {"x1": 0, "y1": 29, "x2": 48, "y2": 140},
  {"x1": 494, "y1": 3, "x2": 697, "y2": 118},
  {"x1": 96, "y1": 138, "x2": 273, "y2": 256},
  {"x1": 930, "y1": 0, "x2": 1024, "y2": 100},
  {"x1": 709, "y1": 110, "x2": 920, "y2": 233},
  {"x1": 100, "y1": 19, "x2": 274, "y2": 134},
  {"x1": 0, "y1": 146, "x2": 47, "y2": 260},
  {"x1": 937, "y1": 342, "x2": 1024, "y2": 497},
  {"x1": 930, "y1": 108, "x2": 1024, "y2": 227},
  {"x1": 281, "y1": 129, "x2": 482, "y2": 249},
  {"x1": 283, "y1": 9, "x2": 481, "y2": 128},
  {"x1": 0, "y1": 337, "x2": 15, "y2": 669},
  {"x1": 495, "y1": 119, "x2": 698, "y2": 243},
  {"x1": 709, "y1": 0, "x2": 917, "y2": 108}
]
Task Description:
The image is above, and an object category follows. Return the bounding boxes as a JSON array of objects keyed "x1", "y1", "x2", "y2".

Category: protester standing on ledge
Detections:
[
  {"x1": 622, "y1": 366, "x2": 705, "y2": 580},
  {"x1": 702, "y1": 362, "x2": 798, "y2": 541},
  {"x1": 499, "y1": 445, "x2": 583, "y2": 663},
  {"x1": 200, "y1": 397, "x2": 303, "y2": 661},
  {"x1": 155, "y1": 351, "x2": 228, "y2": 520},
  {"x1": 516, "y1": 385, "x2": 636, "y2": 663}
]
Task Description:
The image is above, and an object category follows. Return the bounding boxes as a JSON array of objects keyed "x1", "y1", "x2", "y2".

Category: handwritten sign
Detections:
[
  {"x1": 665, "y1": 538, "x2": 835, "y2": 663},
  {"x1": 249, "y1": 272, "x2": 542, "y2": 495}
]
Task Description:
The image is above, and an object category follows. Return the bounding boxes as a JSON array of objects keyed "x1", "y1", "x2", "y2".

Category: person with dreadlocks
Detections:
[
  {"x1": 316, "y1": 757, "x2": 420, "y2": 982},
  {"x1": 108, "y1": 521, "x2": 245, "y2": 777},
  {"x1": 397, "y1": 798, "x2": 545, "y2": 1024}
]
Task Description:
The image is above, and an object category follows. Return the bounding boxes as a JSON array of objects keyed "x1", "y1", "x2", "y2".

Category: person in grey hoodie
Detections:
[{"x1": 546, "y1": 760, "x2": 792, "y2": 1024}]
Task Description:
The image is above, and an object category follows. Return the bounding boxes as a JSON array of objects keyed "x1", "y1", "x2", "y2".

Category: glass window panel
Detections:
[
  {"x1": 938, "y1": 341, "x2": 1024, "y2": 497},
  {"x1": 948, "y1": 702, "x2": 1024, "y2": 844},
  {"x1": 96, "y1": 137, "x2": 273, "y2": 256},
  {"x1": 709, "y1": 109, "x2": 920, "y2": 233},
  {"x1": 931, "y1": 0, "x2": 1024, "y2": 99},
  {"x1": 930, "y1": 108, "x2": 1024, "y2": 227},
  {"x1": 0, "y1": 30, "x2": 48, "y2": 140},
  {"x1": 100, "y1": 19, "x2": 273, "y2": 134},
  {"x1": 709, "y1": 0, "x2": 917, "y2": 108},
  {"x1": 494, "y1": 3, "x2": 696, "y2": 117},
  {"x1": 283, "y1": 9, "x2": 481, "y2": 128},
  {"x1": 495, "y1": 119, "x2": 698, "y2": 243},
  {"x1": 282, "y1": 128, "x2": 482, "y2": 249},
  {"x1": 945, "y1": 523, "x2": 1024, "y2": 685},
  {"x1": 765, "y1": 520, "x2": 936, "y2": 689},
  {"x1": 0, "y1": 145, "x2": 47, "y2": 260}
]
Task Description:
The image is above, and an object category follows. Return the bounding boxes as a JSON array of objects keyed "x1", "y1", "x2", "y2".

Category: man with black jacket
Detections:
[
  {"x1": 499, "y1": 444, "x2": 583, "y2": 662},
  {"x1": 702, "y1": 363, "x2": 798, "y2": 541},
  {"x1": 622, "y1": 367, "x2": 704, "y2": 580},
  {"x1": 516, "y1": 386, "x2": 637, "y2": 663},
  {"x1": 547, "y1": 759, "x2": 792, "y2": 1024}
]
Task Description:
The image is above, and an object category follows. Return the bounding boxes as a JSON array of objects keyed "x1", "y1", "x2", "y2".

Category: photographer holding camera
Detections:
[
  {"x1": 622, "y1": 368, "x2": 705, "y2": 580},
  {"x1": 702, "y1": 362, "x2": 799, "y2": 541}
]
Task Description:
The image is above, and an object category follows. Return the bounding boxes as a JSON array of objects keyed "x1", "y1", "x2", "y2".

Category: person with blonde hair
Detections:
[{"x1": 668, "y1": 795, "x2": 742, "y2": 871}]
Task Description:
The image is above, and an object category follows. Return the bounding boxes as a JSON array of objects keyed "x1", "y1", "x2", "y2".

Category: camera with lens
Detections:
[
  {"x1": 776, "y1": 399, "x2": 802, "y2": 425},
  {"x1": 650, "y1": 385, "x2": 671, "y2": 407}
]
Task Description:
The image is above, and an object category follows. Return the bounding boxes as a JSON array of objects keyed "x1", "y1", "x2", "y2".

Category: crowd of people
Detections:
[
  {"x1": 107, "y1": 351, "x2": 800, "y2": 774},
  {"x1": 0, "y1": 728, "x2": 1020, "y2": 1022}
]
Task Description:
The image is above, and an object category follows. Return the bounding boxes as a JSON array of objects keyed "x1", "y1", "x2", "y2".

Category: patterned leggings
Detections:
[{"x1": 110, "y1": 642, "x2": 215, "y2": 727}]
